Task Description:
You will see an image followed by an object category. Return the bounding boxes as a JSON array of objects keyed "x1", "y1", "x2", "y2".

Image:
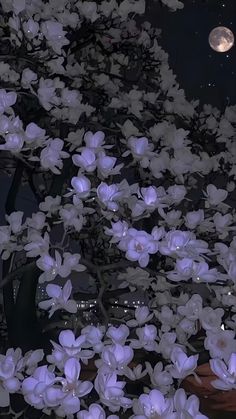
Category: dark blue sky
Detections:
[{"x1": 147, "y1": 0, "x2": 236, "y2": 109}]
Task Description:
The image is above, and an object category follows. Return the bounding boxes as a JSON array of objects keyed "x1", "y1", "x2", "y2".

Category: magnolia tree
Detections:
[{"x1": 0, "y1": 0, "x2": 236, "y2": 417}]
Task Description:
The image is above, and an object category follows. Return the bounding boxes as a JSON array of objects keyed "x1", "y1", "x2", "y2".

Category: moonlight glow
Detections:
[{"x1": 208, "y1": 26, "x2": 234, "y2": 52}]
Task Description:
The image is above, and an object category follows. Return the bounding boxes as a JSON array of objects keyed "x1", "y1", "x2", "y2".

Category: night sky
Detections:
[{"x1": 147, "y1": 0, "x2": 236, "y2": 110}]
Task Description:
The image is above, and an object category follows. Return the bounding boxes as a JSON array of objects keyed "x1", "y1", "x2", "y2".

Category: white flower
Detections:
[
  {"x1": 159, "y1": 230, "x2": 192, "y2": 256},
  {"x1": 59, "y1": 205, "x2": 84, "y2": 232},
  {"x1": 77, "y1": 403, "x2": 118, "y2": 419},
  {"x1": 76, "y1": 1, "x2": 100, "y2": 22},
  {"x1": 6, "y1": 211, "x2": 24, "y2": 234},
  {"x1": 118, "y1": 0, "x2": 145, "y2": 20},
  {"x1": 199, "y1": 307, "x2": 224, "y2": 331},
  {"x1": 24, "y1": 231, "x2": 49, "y2": 258},
  {"x1": 21, "y1": 68, "x2": 38, "y2": 89},
  {"x1": 173, "y1": 388, "x2": 208, "y2": 419},
  {"x1": 169, "y1": 346, "x2": 198, "y2": 379},
  {"x1": 57, "y1": 358, "x2": 92, "y2": 415},
  {"x1": 177, "y1": 294, "x2": 203, "y2": 321},
  {"x1": 166, "y1": 184, "x2": 187, "y2": 204},
  {"x1": 157, "y1": 332, "x2": 177, "y2": 359},
  {"x1": 97, "y1": 182, "x2": 121, "y2": 211},
  {"x1": 99, "y1": 343, "x2": 134, "y2": 371},
  {"x1": 41, "y1": 21, "x2": 69, "y2": 54},
  {"x1": 81, "y1": 325, "x2": 104, "y2": 353},
  {"x1": 161, "y1": 0, "x2": 184, "y2": 12},
  {"x1": 146, "y1": 361, "x2": 173, "y2": 394},
  {"x1": 104, "y1": 220, "x2": 129, "y2": 243},
  {"x1": 94, "y1": 372, "x2": 132, "y2": 412},
  {"x1": 127, "y1": 306, "x2": 153, "y2": 327},
  {"x1": 38, "y1": 280, "x2": 77, "y2": 318},
  {"x1": 132, "y1": 389, "x2": 175, "y2": 419},
  {"x1": 0, "y1": 349, "x2": 22, "y2": 407},
  {"x1": 24, "y1": 122, "x2": 46, "y2": 144},
  {"x1": 118, "y1": 228, "x2": 158, "y2": 267},
  {"x1": 124, "y1": 136, "x2": 154, "y2": 168},
  {"x1": 184, "y1": 209, "x2": 204, "y2": 229},
  {"x1": 26, "y1": 212, "x2": 46, "y2": 230},
  {"x1": 203, "y1": 184, "x2": 228, "y2": 206},
  {"x1": 23, "y1": 18, "x2": 39, "y2": 38},
  {"x1": 40, "y1": 138, "x2": 69, "y2": 174},
  {"x1": 106, "y1": 325, "x2": 130, "y2": 345},
  {"x1": 0, "y1": 133, "x2": 24, "y2": 152},
  {"x1": 72, "y1": 148, "x2": 97, "y2": 172},
  {"x1": 210, "y1": 353, "x2": 236, "y2": 390},
  {"x1": 83, "y1": 131, "x2": 107, "y2": 151},
  {"x1": 130, "y1": 325, "x2": 158, "y2": 351},
  {"x1": 97, "y1": 151, "x2": 123, "y2": 178},
  {"x1": 204, "y1": 329, "x2": 236, "y2": 362},
  {"x1": 0, "y1": 90, "x2": 17, "y2": 113},
  {"x1": 39, "y1": 195, "x2": 61, "y2": 215},
  {"x1": 22, "y1": 365, "x2": 57, "y2": 410}
]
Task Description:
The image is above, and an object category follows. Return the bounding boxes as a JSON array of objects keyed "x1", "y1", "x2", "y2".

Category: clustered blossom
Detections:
[{"x1": 1, "y1": 0, "x2": 236, "y2": 417}]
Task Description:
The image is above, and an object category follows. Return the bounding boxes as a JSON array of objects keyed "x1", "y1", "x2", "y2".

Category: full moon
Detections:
[{"x1": 208, "y1": 26, "x2": 234, "y2": 52}]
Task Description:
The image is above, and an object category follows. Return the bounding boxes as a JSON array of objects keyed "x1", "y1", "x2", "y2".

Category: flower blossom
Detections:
[
  {"x1": 38, "y1": 280, "x2": 77, "y2": 318},
  {"x1": 118, "y1": 228, "x2": 159, "y2": 267},
  {"x1": 210, "y1": 352, "x2": 236, "y2": 390},
  {"x1": 132, "y1": 389, "x2": 175, "y2": 419},
  {"x1": 168, "y1": 346, "x2": 198, "y2": 379},
  {"x1": 94, "y1": 372, "x2": 132, "y2": 412}
]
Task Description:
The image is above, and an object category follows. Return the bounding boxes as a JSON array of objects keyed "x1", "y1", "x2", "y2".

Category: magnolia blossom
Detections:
[
  {"x1": 173, "y1": 388, "x2": 208, "y2": 419},
  {"x1": 22, "y1": 365, "x2": 57, "y2": 410},
  {"x1": 38, "y1": 280, "x2": 77, "y2": 318},
  {"x1": 23, "y1": 18, "x2": 39, "y2": 38},
  {"x1": 6, "y1": 211, "x2": 24, "y2": 234},
  {"x1": 81, "y1": 325, "x2": 104, "y2": 353},
  {"x1": 177, "y1": 294, "x2": 203, "y2": 321},
  {"x1": 132, "y1": 389, "x2": 175, "y2": 419},
  {"x1": 83, "y1": 131, "x2": 107, "y2": 150},
  {"x1": 36, "y1": 251, "x2": 85, "y2": 283},
  {"x1": 77, "y1": 403, "x2": 119, "y2": 419},
  {"x1": 0, "y1": 132, "x2": 24, "y2": 152},
  {"x1": 204, "y1": 329, "x2": 236, "y2": 362},
  {"x1": 203, "y1": 184, "x2": 228, "y2": 206},
  {"x1": 97, "y1": 182, "x2": 121, "y2": 211},
  {"x1": 199, "y1": 307, "x2": 224, "y2": 331},
  {"x1": 210, "y1": 353, "x2": 236, "y2": 390},
  {"x1": 39, "y1": 138, "x2": 69, "y2": 174},
  {"x1": 21, "y1": 68, "x2": 38, "y2": 88},
  {"x1": 146, "y1": 361, "x2": 173, "y2": 394},
  {"x1": 127, "y1": 306, "x2": 153, "y2": 327},
  {"x1": 72, "y1": 148, "x2": 97, "y2": 172},
  {"x1": 184, "y1": 209, "x2": 205, "y2": 229},
  {"x1": 47, "y1": 330, "x2": 93, "y2": 369},
  {"x1": 130, "y1": 324, "x2": 158, "y2": 351},
  {"x1": 39, "y1": 195, "x2": 61, "y2": 215},
  {"x1": 123, "y1": 136, "x2": 154, "y2": 168},
  {"x1": 24, "y1": 231, "x2": 49, "y2": 258},
  {"x1": 104, "y1": 220, "x2": 129, "y2": 243},
  {"x1": 59, "y1": 204, "x2": 83, "y2": 232},
  {"x1": 98, "y1": 343, "x2": 134, "y2": 372},
  {"x1": 56, "y1": 358, "x2": 93, "y2": 415},
  {"x1": 71, "y1": 175, "x2": 91, "y2": 198},
  {"x1": 41, "y1": 20, "x2": 69, "y2": 54},
  {"x1": 24, "y1": 122, "x2": 46, "y2": 144},
  {"x1": 106, "y1": 325, "x2": 130, "y2": 345},
  {"x1": 168, "y1": 346, "x2": 198, "y2": 379},
  {"x1": 0, "y1": 348, "x2": 22, "y2": 407},
  {"x1": 118, "y1": 228, "x2": 159, "y2": 267},
  {"x1": 94, "y1": 372, "x2": 132, "y2": 412},
  {"x1": 97, "y1": 151, "x2": 124, "y2": 178},
  {"x1": 0, "y1": 89, "x2": 17, "y2": 113}
]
